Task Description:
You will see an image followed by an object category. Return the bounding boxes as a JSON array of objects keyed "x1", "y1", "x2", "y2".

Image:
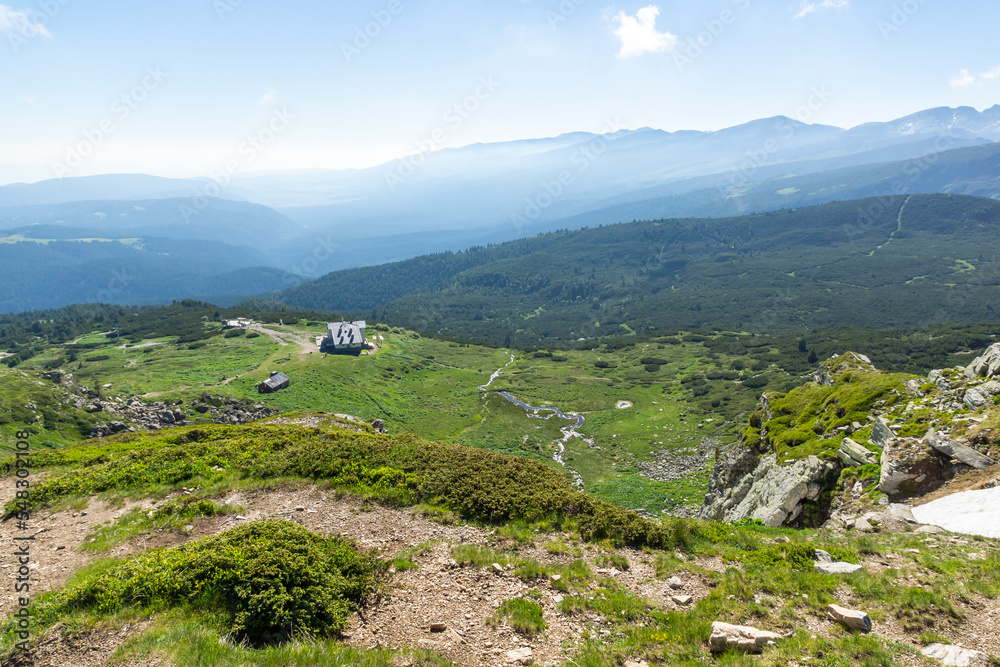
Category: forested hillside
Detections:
[{"x1": 279, "y1": 194, "x2": 1000, "y2": 346}]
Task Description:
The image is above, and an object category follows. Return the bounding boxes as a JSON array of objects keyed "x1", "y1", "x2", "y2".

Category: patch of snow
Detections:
[{"x1": 911, "y1": 487, "x2": 1000, "y2": 538}]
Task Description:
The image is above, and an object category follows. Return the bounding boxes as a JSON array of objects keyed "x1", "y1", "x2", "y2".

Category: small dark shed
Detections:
[{"x1": 257, "y1": 371, "x2": 290, "y2": 394}]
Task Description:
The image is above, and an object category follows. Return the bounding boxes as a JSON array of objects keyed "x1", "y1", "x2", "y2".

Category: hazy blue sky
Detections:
[{"x1": 1, "y1": 0, "x2": 998, "y2": 182}]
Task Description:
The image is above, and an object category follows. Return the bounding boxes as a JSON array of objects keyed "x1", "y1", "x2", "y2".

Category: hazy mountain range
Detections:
[{"x1": 1, "y1": 105, "x2": 999, "y2": 312}]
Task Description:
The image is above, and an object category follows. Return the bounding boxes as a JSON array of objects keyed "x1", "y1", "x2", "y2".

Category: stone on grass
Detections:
[
  {"x1": 492, "y1": 563, "x2": 504, "y2": 574},
  {"x1": 671, "y1": 595, "x2": 694, "y2": 605},
  {"x1": 816, "y1": 561, "x2": 864, "y2": 574},
  {"x1": 624, "y1": 661, "x2": 650, "y2": 667},
  {"x1": 709, "y1": 622, "x2": 781, "y2": 653},
  {"x1": 921, "y1": 643, "x2": 989, "y2": 666},
  {"x1": 826, "y1": 604, "x2": 872, "y2": 632},
  {"x1": 667, "y1": 576, "x2": 684, "y2": 589}
]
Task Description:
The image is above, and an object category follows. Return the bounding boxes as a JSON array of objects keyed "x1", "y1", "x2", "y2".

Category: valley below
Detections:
[{"x1": 2, "y1": 303, "x2": 1000, "y2": 666}]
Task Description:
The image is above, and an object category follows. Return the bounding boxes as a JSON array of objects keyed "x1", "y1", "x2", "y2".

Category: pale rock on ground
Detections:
[
  {"x1": 921, "y1": 643, "x2": 990, "y2": 666},
  {"x1": 709, "y1": 622, "x2": 782, "y2": 653}
]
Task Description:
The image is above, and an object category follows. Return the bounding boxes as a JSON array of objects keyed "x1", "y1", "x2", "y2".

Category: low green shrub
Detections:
[{"x1": 37, "y1": 520, "x2": 384, "y2": 646}]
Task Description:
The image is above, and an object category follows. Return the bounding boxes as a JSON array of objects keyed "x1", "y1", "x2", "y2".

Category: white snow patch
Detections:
[{"x1": 911, "y1": 487, "x2": 1000, "y2": 538}]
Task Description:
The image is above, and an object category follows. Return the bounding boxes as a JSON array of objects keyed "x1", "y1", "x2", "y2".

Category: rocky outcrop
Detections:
[
  {"x1": 701, "y1": 453, "x2": 838, "y2": 527},
  {"x1": 702, "y1": 343, "x2": 1000, "y2": 530},
  {"x1": 963, "y1": 343, "x2": 1000, "y2": 379},
  {"x1": 815, "y1": 352, "x2": 876, "y2": 386},
  {"x1": 878, "y1": 437, "x2": 948, "y2": 497}
]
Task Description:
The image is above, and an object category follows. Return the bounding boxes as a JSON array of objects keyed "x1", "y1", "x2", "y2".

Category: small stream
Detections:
[{"x1": 479, "y1": 355, "x2": 587, "y2": 488}]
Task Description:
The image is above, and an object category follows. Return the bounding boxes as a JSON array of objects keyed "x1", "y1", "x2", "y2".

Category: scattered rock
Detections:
[
  {"x1": 671, "y1": 595, "x2": 694, "y2": 605},
  {"x1": 709, "y1": 621, "x2": 781, "y2": 653},
  {"x1": 816, "y1": 562, "x2": 864, "y2": 575},
  {"x1": 827, "y1": 604, "x2": 871, "y2": 632},
  {"x1": 429, "y1": 622, "x2": 447, "y2": 633},
  {"x1": 915, "y1": 524, "x2": 946, "y2": 534},
  {"x1": 814, "y1": 549, "x2": 833, "y2": 563},
  {"x1": 507, "y1": 647, "x2": 533, "y2": 664},
  {"x1": 624, "y1": 661, "x2": 650, "y2": 667},
  {"x1": 921, "y1": 643, "x2": 990, "y2": 666},
  {"x1": 492, "y1": 563, "x2": 505, "y2": 574},
  {"x1": 839, "y1": 438, "x2": 879, "y2": 467},
  {"x1": 667, "y1": 576, "x2": 684, "y2": 589}
]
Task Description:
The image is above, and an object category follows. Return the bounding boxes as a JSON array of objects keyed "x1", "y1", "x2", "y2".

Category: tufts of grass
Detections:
[
  {"x1": 83, "y1": 497, "x2": 238, "y2": 551},
  {"x1": 489, "y1": 598, "x2": 546, "y2": 636}
]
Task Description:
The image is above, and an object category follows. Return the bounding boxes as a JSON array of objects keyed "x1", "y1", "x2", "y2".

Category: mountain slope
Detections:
[{"x1": 278, "y1": 194, "x2": 1000, "y2": 344}]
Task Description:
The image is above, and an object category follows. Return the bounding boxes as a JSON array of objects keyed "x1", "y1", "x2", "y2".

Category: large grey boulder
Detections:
[
  {"x1": 964, "y1": 388, "x2": 989, "y2": 410},
  {"x1": 924, "y1": 431, "x2": 995, "y2": 470},
  {"x1": 839, "y1": 438, "x2": 879, "y2": 467},
  {"x1": 879, "y1": 437, "x2": 947, "y2": 498},
  {"x1": 921, "y1": 643, "x2": 989, "y2": 666},
  {"x1": 703, "y1": 454, "x2": 838, "y2": 527},
  {"x1": 709, "y1": 622, "x2": 781, "y2": 653},
  {"x1": 964, "y1": 343, "x2": 1000, "y2": 379}
]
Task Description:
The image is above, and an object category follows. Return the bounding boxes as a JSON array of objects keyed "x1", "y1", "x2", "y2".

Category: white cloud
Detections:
[
  {"x1": 950, "y1": 69, "x2": 977, "y2": 87},
  {"x1": 794, "y1": 0, "x2": 849, "y2": 20},
  {"x1": 0, "y1": 5, "x2": 51, "y2": 38},
  {"x1": 612, "y1": 5, "x2": 676, "y2": 59},
  {"x1": 256, "y1": 89, "x2": 277, "y2": 106},
  {"x1": 981, "y1": 64, "x2": 1000, "y2": 80}
]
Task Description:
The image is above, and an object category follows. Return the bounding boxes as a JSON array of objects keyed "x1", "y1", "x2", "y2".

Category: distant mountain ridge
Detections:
[{"x1": 1, "y1": 106, "x2": 1000, "y2": 313}]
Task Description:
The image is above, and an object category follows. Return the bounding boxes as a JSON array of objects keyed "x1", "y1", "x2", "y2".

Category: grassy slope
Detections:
[
  {"x1": 2, "y1": 418, "x2": 999, "y2": 666},
  {"x1": 9, "y1": 323, "x2": 809, "y2": 514}
]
